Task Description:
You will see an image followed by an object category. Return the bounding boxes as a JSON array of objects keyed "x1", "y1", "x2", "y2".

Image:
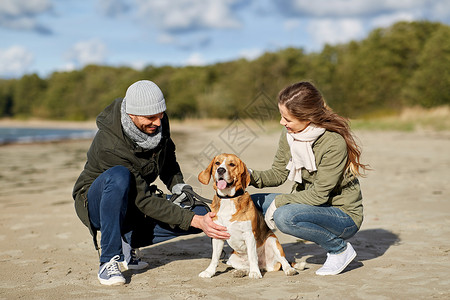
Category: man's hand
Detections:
[{"x1": 191, "y1": 212, "x2": 230, "y2": 240}]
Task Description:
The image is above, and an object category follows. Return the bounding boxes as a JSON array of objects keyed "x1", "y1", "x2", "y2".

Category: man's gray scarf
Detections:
[{"x1": 120, "y1": 99, "x2": 162, "y2": 150}]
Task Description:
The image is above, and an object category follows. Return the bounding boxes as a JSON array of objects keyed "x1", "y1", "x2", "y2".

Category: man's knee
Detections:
[
  {"x1": 109, "y1": 165, "x2": 131, "y2": 181},
  {"x1": 106, "y1": 166, "x2": 131, "y2": 193}
]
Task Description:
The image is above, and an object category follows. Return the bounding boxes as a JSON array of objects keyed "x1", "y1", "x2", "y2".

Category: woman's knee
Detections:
[
  {"x1": 272, "y1": 206, "x2": 291, "y2": 232},
  {"x1": 272, "y1": 204, "x2": 308, "y2": 233}
]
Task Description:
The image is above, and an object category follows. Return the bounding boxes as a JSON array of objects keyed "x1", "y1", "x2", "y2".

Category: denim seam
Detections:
[
  {"x1": 281, "y1": 209, "x2": 354, "y2": 240},
  {"x1": 285, "y1": 211, "x2": 335, "y2": 239},
  {"x1": 338, "y1": 224, "x2": 358, "y2": 239}
]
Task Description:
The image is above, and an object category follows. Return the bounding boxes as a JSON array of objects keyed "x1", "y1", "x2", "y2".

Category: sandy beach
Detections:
[{"x1": 0, "y1": 119, "x2": 449, "y2": 299}]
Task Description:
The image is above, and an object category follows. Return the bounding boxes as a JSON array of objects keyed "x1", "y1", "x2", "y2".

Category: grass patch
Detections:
[{"x1": 351, "y1": 106, "x2": 450, "y2": 131}]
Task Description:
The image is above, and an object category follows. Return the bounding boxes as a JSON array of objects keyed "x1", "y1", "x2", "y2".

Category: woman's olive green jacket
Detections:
[{"x1": 250, "y1": 128, "x2": 363, "y2": 228}]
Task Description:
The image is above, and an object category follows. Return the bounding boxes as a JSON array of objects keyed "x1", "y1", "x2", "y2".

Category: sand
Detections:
[{"x1": 0, "y1": 119, "x2": 449, "y2": 299}]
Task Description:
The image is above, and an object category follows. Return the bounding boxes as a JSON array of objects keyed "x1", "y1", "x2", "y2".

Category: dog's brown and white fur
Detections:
[{"x1": 198, "y1": 153, "x2": 297, "y2": 279}]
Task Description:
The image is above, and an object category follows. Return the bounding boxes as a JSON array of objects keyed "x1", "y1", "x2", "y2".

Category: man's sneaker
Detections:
[
  {"x1": 98, "y1": 255, "x2": 126, "y2": 285},
  {"x1": 316, "y1": 242, "x2": 357, "y2": 276},
  {"x1": 121, "y1": 248, "x2": 149, "y2": 271},
  {"x1": 120, "y1": 238, "x2": 148, "y2": 271}
]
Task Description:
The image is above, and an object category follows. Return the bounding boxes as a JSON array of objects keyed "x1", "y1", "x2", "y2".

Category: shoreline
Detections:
[
  {"x1": 0, "y1": 120, "x2": 97, "y2": 145},
  {"x1": 0, "y1": 118, "x2": 97, "y2": 130}
]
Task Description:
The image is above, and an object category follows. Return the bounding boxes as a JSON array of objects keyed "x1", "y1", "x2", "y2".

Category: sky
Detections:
[{"x1": 1, "y1": 0, "x2": 449, "y2": 79}]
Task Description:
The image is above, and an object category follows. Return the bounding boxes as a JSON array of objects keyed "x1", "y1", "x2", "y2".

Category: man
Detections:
[{"x1": 73, "y1": 80, "x2": 229, "y2": 286}]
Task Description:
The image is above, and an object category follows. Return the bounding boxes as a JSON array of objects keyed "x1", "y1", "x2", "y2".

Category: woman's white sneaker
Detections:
[{"x1": 316, "y1": 242, "x2": 356, "y2": 276}]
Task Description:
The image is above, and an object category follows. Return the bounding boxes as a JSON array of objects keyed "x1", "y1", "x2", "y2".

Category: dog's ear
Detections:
[
  {"x1": 198, "y1": 157, "x2": 215, "y2": 185},
  {"x1": 236, "y1": 158, "x2": 251, "y2": 190}
]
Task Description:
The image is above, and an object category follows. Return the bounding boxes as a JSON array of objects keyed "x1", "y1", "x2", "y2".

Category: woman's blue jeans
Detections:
[
  {"x1": 87, "y1": 166, "x2": 207, "y2": 263},
  {"x1": 251, "y1": 193, "x2": 358, "y2": 254}
]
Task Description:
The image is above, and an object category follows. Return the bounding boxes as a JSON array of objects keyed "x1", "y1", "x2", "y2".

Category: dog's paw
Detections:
[
  {"x1": 248, "y1": 271, "x2": 262, "y2": 279},
  {"x1": 198, "y1": 270, "x2": 214, "y2": 278},
  {"x1": 284, "y1": 267, "x2": 298, "y2": 276},
  {"x1": 292, "y1": 261, "x2": 307, "y2": 271}
]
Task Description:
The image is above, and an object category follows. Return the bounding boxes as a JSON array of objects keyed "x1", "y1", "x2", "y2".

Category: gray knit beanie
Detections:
[{"x1": 124, "y1": 80, "x2": 166, "y2": 115}]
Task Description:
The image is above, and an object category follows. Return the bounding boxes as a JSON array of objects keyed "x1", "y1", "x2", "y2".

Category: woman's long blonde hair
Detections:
[{"x1": 278, "y1": 81, "x2": 368, "y2": 177}]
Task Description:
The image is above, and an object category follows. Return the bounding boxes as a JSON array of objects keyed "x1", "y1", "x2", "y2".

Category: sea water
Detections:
[{"x1": 0, "y1": 127, "x2": 97, "y2": 145}]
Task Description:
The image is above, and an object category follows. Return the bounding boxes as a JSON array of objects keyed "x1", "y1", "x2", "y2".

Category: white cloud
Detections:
[
  {"x1": 276, "y1": 0, "x2": 450, "y2": 50},
  {"x1": 0, "y1": 0, "x2": 51, "y2": 17},
  {"x1": 136, "y1": 0, "x2": 243, "y2": 32},
  {"x1": 0, "y1": 46, "x2": 34, "y2": 78},
  {"x1": 65, "y1": 39, "x2": 108, "y2": 68},
  {"x1": 59, "y1": 62, "x2": 76, "y2": 73},
  {"x1": 429, "y1": 1, "x2": 450, "y2": 21},
  {"x1": 371, "y1": 12, "x2": 415, "y2": 28},
  {"x1": 239, "y1": 48, "x2": 263, "y2": 60},
  {"x1": 0, "y1": 0, "x2": 52, "y2": 33},
  {"x1": 129, "y1": 60, "x2": 147, "y2": 71},
  {"x1": 277, "y1": 0, "x2": 450, "y2": 22},
  {"x1": 307, "y1": 18, "x2": 365, "y2": 47},
  {"x1": 185, "y1": 53, "x2": 206, "y2": 66}
]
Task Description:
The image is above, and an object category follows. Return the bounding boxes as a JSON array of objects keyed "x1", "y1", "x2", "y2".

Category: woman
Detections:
[{"x1": 250, "y1": 81, "x2": 368, "y2": 276}]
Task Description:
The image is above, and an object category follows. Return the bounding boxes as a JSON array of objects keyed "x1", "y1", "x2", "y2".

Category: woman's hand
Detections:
[{"x1": 191, "y1": 212, "x2": 230, "y2": 240}]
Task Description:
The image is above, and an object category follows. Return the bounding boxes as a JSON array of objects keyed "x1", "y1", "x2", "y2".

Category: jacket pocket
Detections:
[{"x1": 141, "y1": 159, "x2": 158, "y2": 182}]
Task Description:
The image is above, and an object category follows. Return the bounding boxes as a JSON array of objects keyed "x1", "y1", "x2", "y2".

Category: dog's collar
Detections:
[{"x1": 216, "y1": 189, "x2": 245, "y2": 199}]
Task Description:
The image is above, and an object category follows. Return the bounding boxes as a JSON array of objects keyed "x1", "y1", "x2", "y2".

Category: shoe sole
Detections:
[
  {"x1": 127, "y1": 263, "x2": 149, "y2": 270},
  {"x1": 316, "y1": 251, "x2": 357, "y2": 276},
  {"x1": 119, "y1": 261, "x2": 149, "y2": 271},
  {"x1": 98, "y1": 276, "x2": 126, "y2": 286}
]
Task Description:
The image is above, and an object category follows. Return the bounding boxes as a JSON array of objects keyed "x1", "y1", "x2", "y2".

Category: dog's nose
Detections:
[{"x1": 217, "y1": 167, "x2": 226, "y2": 176}]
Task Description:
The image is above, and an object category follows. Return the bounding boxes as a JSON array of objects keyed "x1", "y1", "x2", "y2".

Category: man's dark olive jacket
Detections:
[{"x1": 72, "y1": 98, "x2": 195, "y2": 246}]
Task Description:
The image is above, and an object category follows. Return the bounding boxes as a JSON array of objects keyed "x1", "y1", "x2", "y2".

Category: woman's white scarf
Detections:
[
  {"x1": 286, "y1": 124, "x2": 326, "y2": 183},
  {"x1": 120, "y1": 99, "x2": 162, "y2": 150}
]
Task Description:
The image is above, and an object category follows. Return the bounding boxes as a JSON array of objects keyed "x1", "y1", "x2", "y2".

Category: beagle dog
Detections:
[{"x1": 198, "y1": 153, "x2": 297, "y2": 279}]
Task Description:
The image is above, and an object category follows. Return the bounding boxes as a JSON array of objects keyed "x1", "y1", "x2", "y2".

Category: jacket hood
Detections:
[{"x1": 96, "y1": 98, "x2": 125, "y2": 141}]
